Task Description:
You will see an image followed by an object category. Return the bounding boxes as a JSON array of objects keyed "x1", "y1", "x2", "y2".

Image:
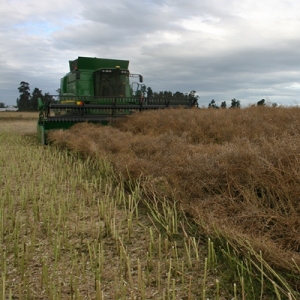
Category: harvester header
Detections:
[{"x1": 37, "y1": 56, "x2": 198, "y2": 144}]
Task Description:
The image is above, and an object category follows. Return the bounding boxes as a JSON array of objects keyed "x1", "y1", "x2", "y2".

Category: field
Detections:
[{"x1": 1, "y1": 109, "x2": 300, "y2": 299}]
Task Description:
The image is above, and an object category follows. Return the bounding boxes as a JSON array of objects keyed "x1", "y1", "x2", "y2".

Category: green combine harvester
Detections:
[{"x1": 37, "y1": 56, "x2": 198, "y2": 144}]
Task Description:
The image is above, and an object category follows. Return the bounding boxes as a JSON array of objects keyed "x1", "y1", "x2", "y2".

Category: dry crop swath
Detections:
[
  {"x1": 1, "y1": 111, "x2": 300, "y2": 299},
  {"x1": 48, "y1": 106, "x2": 300, "y2": 298}
]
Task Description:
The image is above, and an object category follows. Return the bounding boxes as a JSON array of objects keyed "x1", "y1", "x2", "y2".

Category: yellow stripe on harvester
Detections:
[{"x1": 60, "y1": 100, "x2": 76, "y2": 104}]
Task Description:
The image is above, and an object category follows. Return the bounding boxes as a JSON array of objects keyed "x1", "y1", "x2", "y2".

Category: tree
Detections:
[
  {"x1": 173, "y1": 91, "x2": 185, "y2": 98},
  {"x1": 257, "y1": 99, "x2": 265, "y2": 106},
  {"x1": 140, "y1": 84, "x2": 147, "y2": 97},
  {"x1": 208, "y1": 99, "x2": 219, "y2": 109},
  {"x1": 146, "y1": 87, "x2": 153, "y2": 98},
  {"x1": 30, "y1": 88, "x2": 43, "y2": 111},
  {"x1": 230, "y1": 98, "x2": 241, "y2": 108},
  {"x1": 44, "y1": 93, "x2": 56, "y2": 104},
  {"x1": 151, "y1": 89, "x2": 197, "y2": 100},
  {"x1": 0, "y1": 102, "x2": 5, "y2": 108},
  {"x1": 163, "y1": 91, "x2": 172, "y2": 97},
  {"x1": 17, "y1": 81, "x2": 31, "y2": 111},
  {"x1": 220, "y1": 101, "x2": 227, "y2": 109},
  {"x1": 188, "y1": 90, "x2": 199, "y2": 107}
]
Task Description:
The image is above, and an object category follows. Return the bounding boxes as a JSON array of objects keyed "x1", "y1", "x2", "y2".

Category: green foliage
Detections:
[
  {"x1": 208, "y1": 99, "x2": 219, "y2": 109},
  {"x1": 146, "y1": 86, "x2": 153, "y2": 98},
  {"x1": 16, "y1": 81, "x2": 31, "y2": 111},
  {"x1": 257, "y1": 99, "x2": 266, "y2": 106},
  {"x1": 134, "y1": 84, "x2": 198, "y2": 101},
  {"x1": 152, "y1": 91, "x2": 172, "y2": 97},
  {"x1": 44, "y1": 92, "x2": 56, "y2": 103},
  {"x1": 16, "y1": 82, "x2": 55, "y2": 111},
  {"x1": 220, "y1": 101, "x2": 227, "y2": 108},
  {"x1": 173, "y1": 91, "x2": 185, "y2": 98},
  {"x1": 140, "y1": 84, "x2": 147, "y2": 97},
  {"x1": 230, "y1": 98, "x2": 241, "y2": 108},
  {"x1": 30, "y1": 87, "x2": 43, "y2": 111},
  {"x1": 188, "y1": 90, "x2": 199, "y2": 107}
]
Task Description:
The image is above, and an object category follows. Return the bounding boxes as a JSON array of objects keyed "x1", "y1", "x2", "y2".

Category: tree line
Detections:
[
  {"x1": 207, "y1": 98, "x2": 277, "y2": 109},
  {"x1": 138, "y1": 86, "x2": 197, "y2": 100},
  {"x1": 208, "y1": 98, "x2": 241, "y2": 109},
  {"x1": 16, "y1": 81, "x2": 54, "y2": 111},
  {"x1": 3, "y1": 82, "x2": 274, "y2": 111}
]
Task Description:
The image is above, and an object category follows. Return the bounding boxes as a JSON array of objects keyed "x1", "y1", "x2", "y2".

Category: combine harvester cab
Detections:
[{"x1": 37, "y1": 57, "x2": 197, "y2": 144}]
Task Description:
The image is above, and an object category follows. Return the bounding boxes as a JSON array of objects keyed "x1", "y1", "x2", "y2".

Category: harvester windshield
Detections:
[{"x1": 94, "y1": 69, "x2": 129, "y2": 97}]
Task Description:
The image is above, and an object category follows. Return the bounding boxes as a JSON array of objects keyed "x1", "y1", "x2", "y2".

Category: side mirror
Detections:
[{"x1": 76, "y1": 71, "x2": 81, "y2": 80}]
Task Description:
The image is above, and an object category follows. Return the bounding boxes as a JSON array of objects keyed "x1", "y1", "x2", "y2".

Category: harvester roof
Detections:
[{"x1": 69, "y1": 57, "x2": 129, "y2": 72}]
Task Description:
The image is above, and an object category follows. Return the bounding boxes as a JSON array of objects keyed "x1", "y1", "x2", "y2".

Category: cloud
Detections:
[{"x1": 0, "y1": 0, "x2": 299, "y2": 107}]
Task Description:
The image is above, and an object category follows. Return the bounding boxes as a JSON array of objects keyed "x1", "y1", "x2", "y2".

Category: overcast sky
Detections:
[{"x1": 1, "y1": 0, "x2": 300, "y2": 107}]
